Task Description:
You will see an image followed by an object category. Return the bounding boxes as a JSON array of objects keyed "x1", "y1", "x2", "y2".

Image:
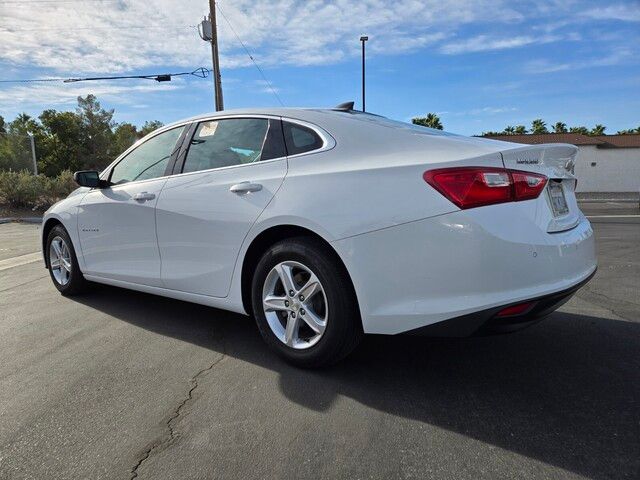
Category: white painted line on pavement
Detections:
[{"x1": 0, "y1": 252, "x2": 42, "y2": 272}]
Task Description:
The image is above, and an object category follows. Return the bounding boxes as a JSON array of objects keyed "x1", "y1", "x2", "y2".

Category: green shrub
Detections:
[{"x1": 0, "y1": 170, "x2": 77, "y2": 210}]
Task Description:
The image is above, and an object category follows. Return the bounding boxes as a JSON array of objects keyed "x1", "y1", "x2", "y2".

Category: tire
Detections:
[
  {"x1": 46, "y1": 224, "x2": 88, "y2": 296},
  {"x1": 251, "y1": 236, "x2": 363, "y2": 368}
]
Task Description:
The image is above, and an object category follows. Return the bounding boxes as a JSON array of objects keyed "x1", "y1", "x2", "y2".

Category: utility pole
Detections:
[
  {"x1": 207, "y1": 0, "x2": 224, "y2": 111},
  {"x1": 360, "y1": 35, "x2": 368, "y2": 112}
]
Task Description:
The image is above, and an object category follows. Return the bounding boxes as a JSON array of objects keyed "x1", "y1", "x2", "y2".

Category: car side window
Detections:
[
  {"x1": 282, "y1": 121, "x2": 323, "y2": 155},
  {"x1": 110, "y1": 126, "x2": 185, "y2": 185},
  {"x1": 182, "y1": 118, "x2": 271, "y2": 174}
]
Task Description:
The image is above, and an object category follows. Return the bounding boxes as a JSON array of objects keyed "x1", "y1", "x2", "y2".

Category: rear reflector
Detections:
[
  {"x1": 496, "y1": 302, "x2": 536, "y2": 317},
  {"x1": 423, "y1": 167, "x2": 547, "y2": 209}
]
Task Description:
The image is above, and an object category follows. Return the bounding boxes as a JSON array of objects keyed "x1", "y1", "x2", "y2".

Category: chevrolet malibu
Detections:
[{"x1": 42, "y1": 105, "x2": 597, "y2": 367}]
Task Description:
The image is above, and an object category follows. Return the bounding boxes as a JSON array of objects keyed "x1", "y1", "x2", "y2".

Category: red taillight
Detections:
[
  {"x1": 496, "y1": 301, "x2": 536, "y2": 317},
  {"x1": 423, "y1": 167, "x2": 547, "y2": 209}
]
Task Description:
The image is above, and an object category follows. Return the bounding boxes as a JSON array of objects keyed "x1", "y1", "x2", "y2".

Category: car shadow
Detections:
[{"x1": 71, "y1": 285, "x2": 640, "y2": 480}]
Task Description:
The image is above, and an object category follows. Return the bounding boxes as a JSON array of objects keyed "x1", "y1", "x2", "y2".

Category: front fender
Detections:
[{"x1": 42, "y1": 189, "x2": 88, "y2": 270}]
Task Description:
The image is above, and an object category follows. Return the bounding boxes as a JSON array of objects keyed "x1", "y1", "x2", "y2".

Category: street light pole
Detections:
[
  {"x1": 360, "y1": 35, "x2": 368, "y2": 112},
  {"x1": 27, "y1": 132, "x2": 37, "y2": 175}
]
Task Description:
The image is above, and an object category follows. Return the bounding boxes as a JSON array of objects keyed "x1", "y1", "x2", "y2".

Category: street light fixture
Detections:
[{"x1": 360, "y1": 35, "x2": 368, "y2": 112}]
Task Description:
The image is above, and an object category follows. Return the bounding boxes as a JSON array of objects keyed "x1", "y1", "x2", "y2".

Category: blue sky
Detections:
[{"x1": 0, "y1": 0, "x2": 638, "y2": 135}]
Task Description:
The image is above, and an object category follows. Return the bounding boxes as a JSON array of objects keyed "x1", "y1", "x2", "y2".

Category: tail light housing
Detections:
[{"x1": 423, "y1": 167, "x2": 547, "y2": 209}]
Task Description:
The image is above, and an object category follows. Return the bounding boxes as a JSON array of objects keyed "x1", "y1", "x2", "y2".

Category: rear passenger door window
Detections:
[
  {"x1": 282, "y1": 121, "x2": 324, "y2": 155},
  {"x1": 182, "y1": 118, "x2": 285, "y2": 174}
]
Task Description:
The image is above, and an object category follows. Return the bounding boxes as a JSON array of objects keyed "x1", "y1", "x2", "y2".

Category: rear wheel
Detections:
[
  {"x1": 46, "y1": 224, "x2": 87, "y2": 295},
  {"x1": 251, "y1": 237, "x2": 362, "y2": 368}
]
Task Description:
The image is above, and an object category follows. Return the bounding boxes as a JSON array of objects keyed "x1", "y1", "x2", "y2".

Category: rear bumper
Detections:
[
  {"x1": 407, "y1": 268, "x2": 596, "y2": 337},
  {"x1": 332, "y1": 205, "x2": 597, "y2": 335}
]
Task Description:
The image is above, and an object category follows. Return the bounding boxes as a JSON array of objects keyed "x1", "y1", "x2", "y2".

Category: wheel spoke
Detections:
[
  {"x1": 301, "y1": 308, "x2": 325, "y2": 335},
  {"x1": 263, "y1": 294, "x2": 289, "y2": 312},
  {"x1": 299, "y1": 273, "x2": 321, "y2": 302},
  {"x1": 275, "y1": 263, "x2": 296, "y2": 294},
  {"x1": 284, "y1": 313, "x2": 300, "y2": 346},
  {"x1": 52, "y1": 240, "x2": 62, "y2": 258},
  {"x1": 50, "y1": 258, "x2": 61, "y2": 269},
  {"x1": 61, "y1": 257, "x2": 72, "y2": 272}
]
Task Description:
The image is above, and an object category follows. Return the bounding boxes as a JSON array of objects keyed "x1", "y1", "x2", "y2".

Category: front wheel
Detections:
[
  {"x1": 251, "y1": 237, "x2": 362, "y2": 368},
  {"x1": 46, "y1": 224, "x2": 88, "y2": 295}
]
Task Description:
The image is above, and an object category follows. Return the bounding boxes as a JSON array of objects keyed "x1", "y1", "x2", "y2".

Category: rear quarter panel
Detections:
[{"x1": 264, "y1": 116, "x2": 510, "y2": 240}]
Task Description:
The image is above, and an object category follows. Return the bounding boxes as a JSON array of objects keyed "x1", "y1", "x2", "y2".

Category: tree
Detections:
[
  {"x1": 139, "y1": 120, "x2": 164, "y2": 138},
  {"x1": 590, "y1": 124, "x2": 606, "y2": 136},
  {"x1": 531, "y1": 119, "x2": 548, "y2": 134},
  {"x1": 553, "y1": 122, "x2": 567, "y2": 133},
  {"x1": 113, "y1": 123, "x2": 139, "y2": 156},
  {"x1": 77, "y1": 94, "x2": 115, "y2": 170},
  {"x1": 38, "y1": 109, "x2": 84, "y2": 176},
  {"x1": 617, "y1": 126, "x2": 640, "y2": 134},
  {"x1": 569, "y1": 126, "x2": 589, "y2": 135},
  {"x1": 504, "y1": 125, "x2": 515, "y2": 135},
  {"x1": 2, "y1": 114, "x2": 44, "y2": 172},
  {"x1": 412, "y1": 113, "x2": 443, "y2": 130},
  {"x1": 514, "y1": 125, "x2": 527, "y2": 134},
  {"x1": 0, "y1": 115, "x2": 6, "y2": 134}
]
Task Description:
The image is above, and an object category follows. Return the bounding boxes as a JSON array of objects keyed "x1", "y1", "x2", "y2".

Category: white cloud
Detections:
[
  {"x1": 582, "y1": 4, "x2": 640, "y2": 22},
  {"x1": 0, "y1": 80, "x2": 179, "y2": 111},
  {"x1": 435, "y1": 106, "x2": 517, "y2": 117},
  {"x1": 523, "y1": 48, "x2": 637, "y2": 74},
  {"x1": 0, "y1": 0, "x2": 528, "y2": 75},
  {"x1": 440, "y1": 34, "x2": 562, "y2": 54}
]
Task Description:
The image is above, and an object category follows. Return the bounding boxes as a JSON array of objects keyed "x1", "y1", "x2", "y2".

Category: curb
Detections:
[
  {"x1": 578, "y1": 199, "x2": 638, "y2": 204},
  {"x1": 0, "y1": 217, "x2": 43, "y2": 224}
]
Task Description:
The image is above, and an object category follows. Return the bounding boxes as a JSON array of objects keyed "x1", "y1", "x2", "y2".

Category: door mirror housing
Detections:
[{"x1": 74, "y1": 170, "x2": 103, "y2": 188}]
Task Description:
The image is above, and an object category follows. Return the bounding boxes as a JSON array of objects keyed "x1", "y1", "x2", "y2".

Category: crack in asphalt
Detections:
[
  {"x1": 575, "y1": 285, "x2": 639, "y2": 322},
  {"x1": 130, "y1": 349, "x2": 226, "y2": 479}
]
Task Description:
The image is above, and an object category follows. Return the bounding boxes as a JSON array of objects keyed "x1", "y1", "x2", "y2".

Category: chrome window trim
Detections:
[{"x1": 99, "y1": 114, "x2": 336, "y2": 187}]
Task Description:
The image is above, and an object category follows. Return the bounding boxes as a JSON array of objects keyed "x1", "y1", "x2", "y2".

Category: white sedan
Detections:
[{"x1": 42, "y1": 105, "x2": 597, "y2": 367}]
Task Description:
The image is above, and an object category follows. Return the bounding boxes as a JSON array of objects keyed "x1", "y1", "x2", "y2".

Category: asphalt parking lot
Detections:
[{"x1": 1, "y1": 203, "x2": 638, "y2": 480}]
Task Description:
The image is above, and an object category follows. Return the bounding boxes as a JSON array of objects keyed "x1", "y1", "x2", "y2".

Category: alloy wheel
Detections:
[
  {"x1": 49, "y1": 236, "x2": 72, "y2": 286},
  {"x1": 262, "y1": 260, "x2": 328, "y2": 349}
]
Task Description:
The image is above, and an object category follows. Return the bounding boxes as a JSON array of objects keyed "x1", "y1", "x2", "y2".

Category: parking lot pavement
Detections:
[
  {"x1": 0, "y1": 207, "x2": 638, "y2": 480},
  {"x1": 0, "y1": 222, "x2": 40, "y2": 261}
]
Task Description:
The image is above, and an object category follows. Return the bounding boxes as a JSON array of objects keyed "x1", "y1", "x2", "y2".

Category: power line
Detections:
[
  {"x1": 0, "y1": 0, "x2": 119, "y2": 4},
  {"x1": 215, "y1": 3, "x2": 284, "y2": 107},
  {"x1": 0, "y1": 24, "x2": 196, "y2": 32},
  {"x1": 0, "y1": 68, "x2": 210, "y2": 84}
]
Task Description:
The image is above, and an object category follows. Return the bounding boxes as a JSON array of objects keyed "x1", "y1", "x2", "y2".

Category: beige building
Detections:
[{"x1": 484, "y1": 133, "x2": 640, "y2": 193}]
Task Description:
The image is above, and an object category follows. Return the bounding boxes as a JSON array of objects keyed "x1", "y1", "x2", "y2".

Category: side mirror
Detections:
[{"x1": 74, "y1": 170, "x2": 102, "y2": 188}]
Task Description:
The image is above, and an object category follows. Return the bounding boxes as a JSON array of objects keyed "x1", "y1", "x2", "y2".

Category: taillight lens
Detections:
[{"x1": 423, "y1": 167, "x2": 547, "y2": 209}]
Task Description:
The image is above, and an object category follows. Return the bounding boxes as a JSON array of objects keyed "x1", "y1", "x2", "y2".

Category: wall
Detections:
[{"x1": 574, "y1": 145, "x2": 640, "y2": 193}]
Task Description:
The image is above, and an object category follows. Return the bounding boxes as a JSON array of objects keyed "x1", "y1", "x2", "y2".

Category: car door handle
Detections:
[
  {"x1": 133, "y1": 192, "x2": 156, "y2": 202},
  {"x1": 229, "y1": 182, "x2": 263, "y2": 194}
]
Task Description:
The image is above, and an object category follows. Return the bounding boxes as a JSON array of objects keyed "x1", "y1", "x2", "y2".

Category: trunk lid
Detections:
[{"x1": 501, "y1": 144, "x2": 581, "y2": 233}]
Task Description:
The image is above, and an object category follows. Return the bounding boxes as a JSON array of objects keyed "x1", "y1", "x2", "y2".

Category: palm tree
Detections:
[
  {"x1": 514, "y1": 125, "x2": 527, "y2": 134},
  {"x1": 531, "y1": 119, "x2": 548, "y2": 134},
  {"x1": 504, "y1": 125, "x2": 515, "y2": 135},
  {"x1": 617, "y1": 126, "x2": 640, "y2": 134},
  {"x1": 590, "y1": 124, "x2": 606, "y2": 136},
  {"x1": 553, "y1": 122, "x2": 567, "y2": 133},
  {"x1": 569, "y1": 126, "x2": 589, "y2": 135},
  {"x1": 412, "y1": 113, "x2": 443, "y2": 130}
]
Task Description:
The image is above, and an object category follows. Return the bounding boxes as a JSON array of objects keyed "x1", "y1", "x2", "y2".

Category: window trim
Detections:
[{"x1": 99, "y1": 114, "x2": 335, "y2": 187}]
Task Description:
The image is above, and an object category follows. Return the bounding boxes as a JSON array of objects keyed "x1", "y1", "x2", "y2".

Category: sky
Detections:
[{"x1": 0, "y1": 0, "x2": 638, "y2": 136}]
